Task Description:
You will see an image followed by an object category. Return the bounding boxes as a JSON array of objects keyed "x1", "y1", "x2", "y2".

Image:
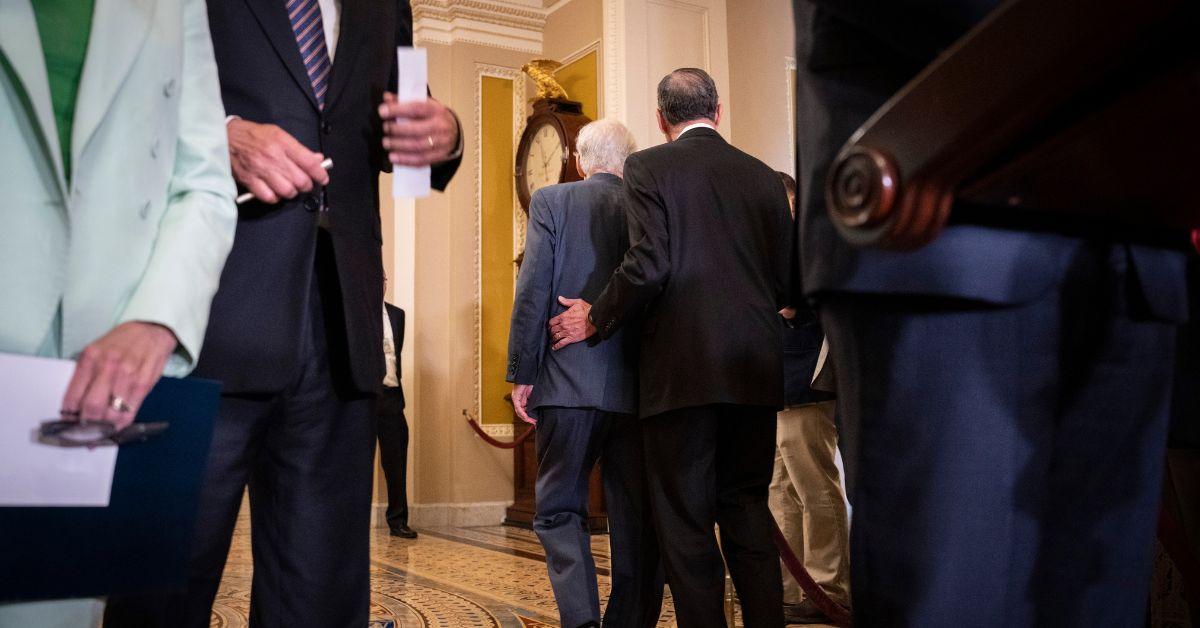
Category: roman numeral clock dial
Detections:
[{"x1": 515, "y1": 97, "x2": 591, "y2": 216}]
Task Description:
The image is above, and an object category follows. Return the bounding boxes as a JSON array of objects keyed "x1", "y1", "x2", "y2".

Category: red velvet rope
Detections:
[
  {"x1": 770, "y1": 517, "x2": 854, "y2": 626},
  {"x1": 464, "y1": 410, "x2": 535, "y2": 449},
  {"x1": 1158, "y1": 503, "x2": 1200, "y2": 610}
]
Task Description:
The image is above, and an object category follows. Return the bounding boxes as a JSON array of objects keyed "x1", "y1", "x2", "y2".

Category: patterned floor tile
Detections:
[{"x1": 211, "y1": 522, "x2": 679, "y2": 627}]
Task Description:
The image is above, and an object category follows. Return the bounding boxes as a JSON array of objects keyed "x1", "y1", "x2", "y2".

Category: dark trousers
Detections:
[
  {"x1": 376, "y1": 386, "x2": 409, "y2": 529},
  {"x1": 106, "y1": 236, "x2": 377, "y2": 628},
  {"x1": 820, "y1": 243, "x2": 1177, "y2": 627},
  {"x1": 641, "y1": 404, "x2": 784, "y2": 628},
  {"x1": 534, "y1": 407, "x2": 664, "y2": 628}
]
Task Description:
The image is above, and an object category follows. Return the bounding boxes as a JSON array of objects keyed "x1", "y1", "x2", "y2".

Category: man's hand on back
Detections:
[
  {"x1": 227, "y1": 118, "x2": 329, "y2": 204},
  {"x1": 548, "y1": 297, "x2": 596, "y2": 351},
  {"x1": 60, "y1": 322, "x2": 178, "y2": 430}
]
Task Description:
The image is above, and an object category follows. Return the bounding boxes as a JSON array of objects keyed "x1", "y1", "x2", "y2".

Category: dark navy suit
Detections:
[
  {"x1": 794, "y1": 2, "x2": 1186, "y2": 626},
  {"x1": 507, "y1": 174, "x2": 664, "y2": 628},
  {"x1": 105, "y1": 2, "x2": 458, "y2": 627},
  {"x1": 782, "y1": 309, "x2": 835, "y2": 407}
]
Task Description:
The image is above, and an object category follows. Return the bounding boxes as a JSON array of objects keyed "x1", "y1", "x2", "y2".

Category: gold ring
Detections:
[
  {"x1": 427, "y1": 136, "x2": 435, "y2": 149},
  {"x1": 109, "y1": 395, "x2": 131, "y2": 413}
]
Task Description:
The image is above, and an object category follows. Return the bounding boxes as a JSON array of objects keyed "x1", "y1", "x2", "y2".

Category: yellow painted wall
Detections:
[
  {"x1": 387, "y1": 0, "x2": 609, "y2": 511},
  {"x1": 480, "y1": 76, "x2": 516, "y2": 425},
  {"x1": 476, "y1": 55, "x2": 595, "y2": 429},
  {"x1": 555, "y1": 50, "x2": 599, "y2": 120}
]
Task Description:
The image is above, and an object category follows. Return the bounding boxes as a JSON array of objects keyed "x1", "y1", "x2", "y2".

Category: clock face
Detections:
[{"x1": 522, "y1": 123, "x2": 566, "y2": 198}]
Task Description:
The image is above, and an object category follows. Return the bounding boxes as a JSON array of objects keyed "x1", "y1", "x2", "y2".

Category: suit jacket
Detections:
[
  {"x1": 384, "y1": 302, "x2": 405, "y2": 407},
  {"x1": 506, "y1": 174, "x2": 638, "y2": 416},
  {"x1": 590, "y1": 129, "x2": 793, "y2": 418},
  {"x1": 0, "y1": 0, "x2": 237, "y2": 372},
  {"x1": 793, "y1": 0, "x2": 1187, "y2": 320},
  {"x1": 782, "y1": 311, "x2": 835, "y2": 407},
  {"x1": 194, "y1": 0, "x2": 461, "y2": 394}
]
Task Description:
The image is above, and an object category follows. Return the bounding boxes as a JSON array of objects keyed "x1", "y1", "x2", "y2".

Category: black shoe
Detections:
[
  {"x1": 389, "y1": 525, "x2": 418, "y2": 539},
  {"x1": 783, "y1": 599, "x2": 844, "y2": 624}
]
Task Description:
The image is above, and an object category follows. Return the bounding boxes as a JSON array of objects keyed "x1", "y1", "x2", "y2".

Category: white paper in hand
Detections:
[
  {"x1": 0, "y1": 353, "x2": 118, "y2": 506},
  {"x1": 392, "y1": 47, "x2": 431, "y2": 199}
]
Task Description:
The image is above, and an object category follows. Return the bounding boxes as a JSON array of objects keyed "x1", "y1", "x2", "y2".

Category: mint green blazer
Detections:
[{"x1": 0, "y1": 0, "x2": 237, "y2": 375}]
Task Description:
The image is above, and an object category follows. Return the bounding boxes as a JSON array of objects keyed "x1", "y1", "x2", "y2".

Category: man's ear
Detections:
[
  {"x1": 713, "y1": 102, "x2": 723, "y2": 127},
  {"x1": 575, "y1": 158, "x2": 587, "y2": 180},
  {"x1": 656, "y1": 110, "x2": 671, "y2": 141}
]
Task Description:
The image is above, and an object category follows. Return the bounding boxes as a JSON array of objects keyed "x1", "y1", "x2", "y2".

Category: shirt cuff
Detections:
[{"x1": 436, "y1": 109, "x2": 464, "y2": 163}]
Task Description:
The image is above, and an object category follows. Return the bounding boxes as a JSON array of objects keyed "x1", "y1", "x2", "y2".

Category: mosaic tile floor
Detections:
[
  {"x1": 210, "y1": 519, "x2": 845, "y2": 627},
  {"x1": 210, "y1": 521, "x2": 680, "y2": 628}
]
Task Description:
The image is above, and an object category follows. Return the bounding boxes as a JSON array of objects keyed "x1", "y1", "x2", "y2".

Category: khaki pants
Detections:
[{"x1": 769, "y1": 401, "x2": 851, "y2": 606}]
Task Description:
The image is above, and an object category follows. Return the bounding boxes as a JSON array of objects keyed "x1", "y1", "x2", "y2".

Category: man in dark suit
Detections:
[
  {"x1": 792, "y1": 2, "x2": 1187, "y2": 626},
  {"x1": 104, "y1": 1, "x2": 461, "y2": 626},
  {"x1": 550, "y1": 69, "x2": 792, "y2": 627},
  {"x1": 507, "y1": 119, "x2": 663, "y2": 628},
  {"x1": 379, "y1": 299, "x2": 415, "y2": 538}
]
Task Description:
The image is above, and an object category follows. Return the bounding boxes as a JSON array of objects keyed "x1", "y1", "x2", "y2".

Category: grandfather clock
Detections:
[{"x1": 502, "y1": 61, "x2": 607, "y2": 532}]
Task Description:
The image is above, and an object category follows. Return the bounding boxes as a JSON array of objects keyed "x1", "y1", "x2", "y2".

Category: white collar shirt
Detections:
[
  {"x1": 677, "y1": 122, "x2": 717, "y2": 139},
  {"x1": 382, "y1": 305, "x2": 399, "y2": 388},
  {"x1": 318, "y1": 0, "x2": 342, "y2": 61}
]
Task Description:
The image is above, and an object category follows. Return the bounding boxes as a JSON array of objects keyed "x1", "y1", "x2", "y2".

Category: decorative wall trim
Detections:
[
  {"x1": 559, "y1": 39, "x2": 603, "y2": 122},
  {"x1": 480, "y1": 423, "x2": 515, "y2": 438},
  {"x1": 387, "y1": 501, "x2": 514, "y2": 528},
  {"x1": 561, "y1": 38, "x2": 600, "y2": 66},
  {"x1": 647, "y1": 0, "x2": 711, "y2": 69},
  {"x1": 602, "y1": 0, "x2": 625, "y2": 122},
  {"x1": 786, "y1": 56, "x2": 796, "y2": 176},
  {"x1": 412, "y1": 0, "x2": 547, "y2": 53},
  {"x1": 474, "y1": 64, "x2": 527, "y2": 423}
]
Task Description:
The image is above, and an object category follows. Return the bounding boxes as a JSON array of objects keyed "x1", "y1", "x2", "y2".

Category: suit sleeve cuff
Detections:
[
  {"x1": 506, "y1": 352, "x2": 538, "y2": 384},
  {"x1": 436, "y1": 109, "x2": 464, "y2": 163},
  {"x1": 589, "y1": 308, "x2": 617, "y2": 340}
]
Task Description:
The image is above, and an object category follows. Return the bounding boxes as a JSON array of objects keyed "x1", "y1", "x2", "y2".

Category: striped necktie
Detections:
[{"x1": 286, "y1": 0, "x2": 332, "y2": 108}]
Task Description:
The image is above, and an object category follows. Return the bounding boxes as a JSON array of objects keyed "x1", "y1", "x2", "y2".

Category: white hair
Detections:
[{"x1": 576, "y1": 119, "x2": 637, "y2": 177}]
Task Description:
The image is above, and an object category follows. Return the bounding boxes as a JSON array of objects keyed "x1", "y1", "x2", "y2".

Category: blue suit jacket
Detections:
[
  {"x1": 794, "y1": 0, "x2": 1188, "y2": 321},
  {"x1": 506, "y1": 174, "x2": 638, "y2": 416}
]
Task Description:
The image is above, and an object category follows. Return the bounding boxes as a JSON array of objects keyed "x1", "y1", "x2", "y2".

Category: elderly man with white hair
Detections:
[{"x1": 506, "y1": 119, "x2": 665, "y2": 628}]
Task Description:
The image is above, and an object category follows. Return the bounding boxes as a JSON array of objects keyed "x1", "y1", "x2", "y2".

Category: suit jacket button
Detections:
[
  {"x1": 303, "y1": 196, "x2": 319, "y2": 212},
  {"x1": 322, "y1": 120, "x2": 332, "y2": 135}
]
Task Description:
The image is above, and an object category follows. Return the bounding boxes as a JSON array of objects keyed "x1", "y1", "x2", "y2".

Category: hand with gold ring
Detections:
[
  {"x1": 378, "y1": 92, "x2": 460, "y2": 167},
  {"x1": 547, "y1": 296, "x2": 596, "y2": 351},
  {"x1": 60, "y1": 321, "x2": 178, "y2": 430},
  {"x1": 109, "y1": 395, "x2": 132, "y2": 414}
]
